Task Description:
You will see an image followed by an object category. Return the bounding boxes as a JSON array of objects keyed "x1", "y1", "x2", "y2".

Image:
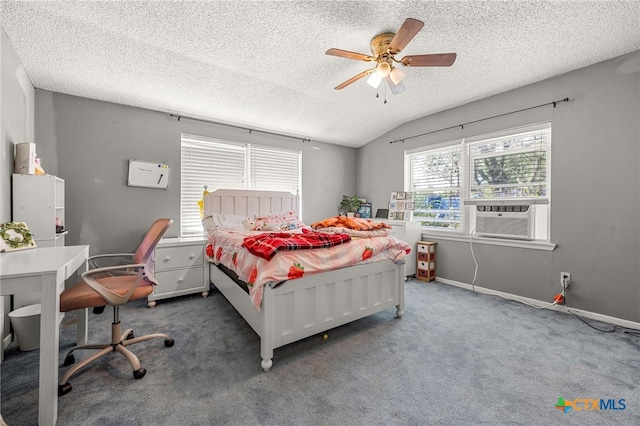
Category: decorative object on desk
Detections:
[
  {"x1": 339, "y1": 195, "x2": 362, "y2": 217},
  {"x1": 127, "y1": 159, "x2": 170, "y2": 189},
  {"x1": 357, "y1": 202, "x2": 372, "y2": 218},
  {"x1": 389, "y1": 191, "x2": 414, "y2": 220},
  {"x1": 0, "y1": 222, "x2": 36, "y2": 252}
]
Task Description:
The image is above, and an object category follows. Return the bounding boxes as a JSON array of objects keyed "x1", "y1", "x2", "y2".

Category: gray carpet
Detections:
[{"x1": 1, "y1": 279, "x2": 639, "y2": 426}]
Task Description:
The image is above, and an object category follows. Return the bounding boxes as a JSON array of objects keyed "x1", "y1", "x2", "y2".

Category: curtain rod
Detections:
[
  {"x1": 389, "y1": 97, "x2": 570, "y2": 144},
  {"x1": 169, "y1": 113, "x2": 311, "y2": 143}
]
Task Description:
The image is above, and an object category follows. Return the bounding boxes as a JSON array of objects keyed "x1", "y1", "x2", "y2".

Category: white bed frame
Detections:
[{"x1": 204, "y1": 189, "x2": 405, "y2": 371}]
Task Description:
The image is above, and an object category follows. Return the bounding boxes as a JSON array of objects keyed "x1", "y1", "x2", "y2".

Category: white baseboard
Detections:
[{"x1": 435, "y1": 277, "x2": 640, "y2": 331}]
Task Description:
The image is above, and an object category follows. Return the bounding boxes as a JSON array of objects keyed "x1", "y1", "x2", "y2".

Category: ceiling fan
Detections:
[{"x1": 326, "y1": 18, "x2": 457, "y2": 95}]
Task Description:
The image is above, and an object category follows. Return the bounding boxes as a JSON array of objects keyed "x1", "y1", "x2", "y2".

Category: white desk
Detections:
[{"x1": 1, "y1": 245, "x2": 89, "y2": 426}]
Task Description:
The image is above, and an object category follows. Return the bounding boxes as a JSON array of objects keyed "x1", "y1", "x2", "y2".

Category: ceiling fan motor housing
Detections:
[{"x1": 370, "y1": 32, "x2": 396, "y2": 64}]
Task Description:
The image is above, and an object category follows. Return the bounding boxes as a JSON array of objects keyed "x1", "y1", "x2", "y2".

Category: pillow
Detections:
[
  {"x1": 202, "y1": 215, "x2": 217, "y2": 233},
  {"x1": 208, "y1": 213, "x2": 247, "y2": 230},
  {"x1": 255, "y1": 211, "x2": 305, "y2": 231}
]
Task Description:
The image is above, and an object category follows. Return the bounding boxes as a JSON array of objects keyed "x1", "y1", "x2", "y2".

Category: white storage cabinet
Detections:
[
  {"x1": 148, "y1": 237, "x2": 210, "y2": 307},
  {"x1": 12, "y1": 174, "x2": 66, "y2": 248},
  {"x1": 12, "y1": 174, "x2": 66, "y2": 307},
  {"x1": 381, "y1": 220, "x2": 422, "y2": 278}
]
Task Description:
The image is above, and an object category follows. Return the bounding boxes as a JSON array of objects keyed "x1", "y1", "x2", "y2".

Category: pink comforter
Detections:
[{"x1": 205, "y1": 228, "x2": 411, "y2": 312}]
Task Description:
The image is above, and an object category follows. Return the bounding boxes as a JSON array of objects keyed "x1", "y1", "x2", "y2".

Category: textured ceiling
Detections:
[{"x1": 1, "y1": 1, "x2": 639, "y2": 148}]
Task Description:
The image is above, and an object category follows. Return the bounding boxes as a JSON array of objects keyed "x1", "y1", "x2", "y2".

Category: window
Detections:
[
  {"x1": 406, "y1": 143, "x2": 463, "y2": 231},
  {"x1": 181, "y1": 134, "x2": 301, "y2": 235},
  {"x1": 405, "y1": 123, "x2": 551, "y2": 239}
]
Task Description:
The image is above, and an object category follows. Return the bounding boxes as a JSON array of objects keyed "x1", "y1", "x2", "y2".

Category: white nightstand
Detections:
[{"x1": 147, "y1": 237, "x2": 210, "y2": 307}]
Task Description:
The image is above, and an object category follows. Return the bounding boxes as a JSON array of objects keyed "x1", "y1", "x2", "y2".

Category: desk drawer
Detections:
[{"x1": 155, "y1": 245, "x2": 204, "y2": 271}]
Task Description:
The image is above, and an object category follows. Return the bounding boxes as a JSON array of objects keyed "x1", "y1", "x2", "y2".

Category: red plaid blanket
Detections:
[{"x1": 242, "y1": 228, "x2": 351, "y2": 260}]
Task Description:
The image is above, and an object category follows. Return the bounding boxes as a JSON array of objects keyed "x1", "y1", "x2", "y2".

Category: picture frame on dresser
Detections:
[{"x1": 357, "y1": 203, "x2": 372, "y2": 218}]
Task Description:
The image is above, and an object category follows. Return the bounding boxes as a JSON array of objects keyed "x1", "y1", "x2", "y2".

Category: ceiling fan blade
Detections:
[
  {"x1": 386, "y1": 77, "x2": 406, "y2": 95},
  {"x1": 388, "y1": 18, "x2": 424, "y2": 55},
  {"x1": 400, "y1": 53, "x2": 457, "y2": 67},
  {"x1": 335, "y1": 69, "x2": 374, "y2": 90},
  {"x1": 326, "y1": 48, "x2": 375, "y2": 62}
]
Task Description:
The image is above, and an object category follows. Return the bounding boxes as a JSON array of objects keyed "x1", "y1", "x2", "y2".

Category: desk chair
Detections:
[{"x1": 58, "y1": 218, "x2": 175, "y2": 396}]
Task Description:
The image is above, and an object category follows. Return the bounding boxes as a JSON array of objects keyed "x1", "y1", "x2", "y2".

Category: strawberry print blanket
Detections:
[
  {"x1": 205, "y1": 228, "x2": 411, "y2": 312},
  {"x1": 242, "y1": 228, "x2": 351, "y2": 260}
]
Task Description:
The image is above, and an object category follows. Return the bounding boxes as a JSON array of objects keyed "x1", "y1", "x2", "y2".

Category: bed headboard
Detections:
[{"x1": 203, "y1": 189, "x2": 299, "y2": 218}]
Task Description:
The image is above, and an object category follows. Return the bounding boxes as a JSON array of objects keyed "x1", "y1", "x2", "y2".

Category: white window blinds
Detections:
[
  {"x1": 468, "y1": 124, "x2": 550, "y2": 199},
  {"x1": 406, "y1": 143, "x2": 464, "y2": 232},
  {"x1": 180, "y1": 134, "x2": 301, "y2": 236}
]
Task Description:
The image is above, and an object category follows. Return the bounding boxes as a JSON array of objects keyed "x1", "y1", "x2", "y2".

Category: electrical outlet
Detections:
[{"x1": 561, "y1": 272, "x2": 571, "y2": 289}]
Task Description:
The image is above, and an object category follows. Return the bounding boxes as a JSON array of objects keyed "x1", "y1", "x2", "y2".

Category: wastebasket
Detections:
[{"x1": 8, "y1": 303, "x2": 41, "y2": 351}]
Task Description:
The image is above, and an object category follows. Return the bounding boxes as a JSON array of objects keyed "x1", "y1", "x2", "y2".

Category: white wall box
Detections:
[
  {"x1": 381, "y1": 220, "x2": 422, "y2": 278},
  {"x1": 148, "y1": 237, "x2": 210, "y2": 307}
]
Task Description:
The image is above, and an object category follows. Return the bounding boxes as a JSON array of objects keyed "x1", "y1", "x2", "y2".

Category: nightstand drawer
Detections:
[
  {"x1": 155, "y1": 245, "x2": 203, "y2": 271},
  {"x1": 154, "y1": 266, "x2": 205, "y2": 295}
]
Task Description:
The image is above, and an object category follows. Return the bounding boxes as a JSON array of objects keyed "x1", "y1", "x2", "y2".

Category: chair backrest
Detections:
[{"x1": 133, "y1": 218, "x2": 174, "y2": 265}]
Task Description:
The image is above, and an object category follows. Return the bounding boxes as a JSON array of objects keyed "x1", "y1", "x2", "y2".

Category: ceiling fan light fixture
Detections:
[
  {"x1": 367, "y1": 72, "x2": 382, "y2": 88},
  {"x1": 389, "y1": 67, "x2": 405, "y2": 85},
  {"x1": 386, "y1": 77, "x2": 406, "y2": 95},
  {"x1": 376, "y1": 62, "x2": 391, "y2": 78}
]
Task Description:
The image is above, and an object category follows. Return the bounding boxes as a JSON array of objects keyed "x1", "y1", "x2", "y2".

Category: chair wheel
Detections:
[
  {"x1": 164, "y1": 339, "x2": 174, "y2": 347},
  {"x1": 58, "y1": 383, "x2": 72, "y2": 396},
  {"x1": 126, "y1": 331, "x2": 135, "y2": 340},
  {"x1": 63, "y1": 354, "x2": 75, "y2": 366},
  {"x1": 133, "y1": 368, "x2": 146, "y2": 379}
]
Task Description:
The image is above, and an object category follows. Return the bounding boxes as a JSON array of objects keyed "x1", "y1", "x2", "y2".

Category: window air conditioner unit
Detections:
[{"x1": 468, "y1": 199, "x2": 536, "y2": 240}]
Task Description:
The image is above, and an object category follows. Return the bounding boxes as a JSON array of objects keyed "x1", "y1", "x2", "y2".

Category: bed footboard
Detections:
[{"x1": 209, "y1": 260, "x2": 404, "y2": 371}]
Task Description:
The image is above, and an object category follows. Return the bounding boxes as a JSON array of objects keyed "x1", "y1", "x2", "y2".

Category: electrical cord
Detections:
[
  {"x1": 469, "y1": 229, "x2": 558, "y2": 309},
  {"x1": 468, "y1": 231, "x2": 640, "y2": 336},
  {"x1": 562, "y1": 292, "x2": 640, "y2": 337},
  {"x1": 469, "y1": 229, "x2": 478, "y2": 293}
]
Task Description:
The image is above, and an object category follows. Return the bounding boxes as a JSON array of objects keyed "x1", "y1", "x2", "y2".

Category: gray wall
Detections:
[
  {"x1": 358, "y1": 51, "x2": 640, "y2": 323},
  {"x1": 1, "y1": 28, "x2": 35, "y2": 347},
  {"x1": 34, "y1": 91, "x2": 357, "y2": 255}
]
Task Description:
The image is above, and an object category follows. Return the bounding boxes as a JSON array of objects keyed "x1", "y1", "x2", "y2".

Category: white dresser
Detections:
[
  {"x1": 148, "y1": 237, "x2": 210, "y2": 307},
  {"x1": 382, "y1": 220, "x2": 422, "y2": 278}
]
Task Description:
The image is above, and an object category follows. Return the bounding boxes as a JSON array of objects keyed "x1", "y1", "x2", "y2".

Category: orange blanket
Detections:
[{"x1": 311, "y1": 216, "x2": 391, "y2": 231}]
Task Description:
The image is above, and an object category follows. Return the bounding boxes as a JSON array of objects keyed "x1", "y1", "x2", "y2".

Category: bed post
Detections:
[{"x1": 260, "y1": 287, "x2": 275, "y2": 372}]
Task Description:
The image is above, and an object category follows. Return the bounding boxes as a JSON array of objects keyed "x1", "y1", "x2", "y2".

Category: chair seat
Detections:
[{"x1": 60, "y1": 275, "x2": 153, "y2": 312}]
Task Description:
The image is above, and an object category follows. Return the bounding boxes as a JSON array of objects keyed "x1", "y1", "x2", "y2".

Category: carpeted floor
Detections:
[{"x1": 1, "y1": 279, "x2": 639, "y2": 425}]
